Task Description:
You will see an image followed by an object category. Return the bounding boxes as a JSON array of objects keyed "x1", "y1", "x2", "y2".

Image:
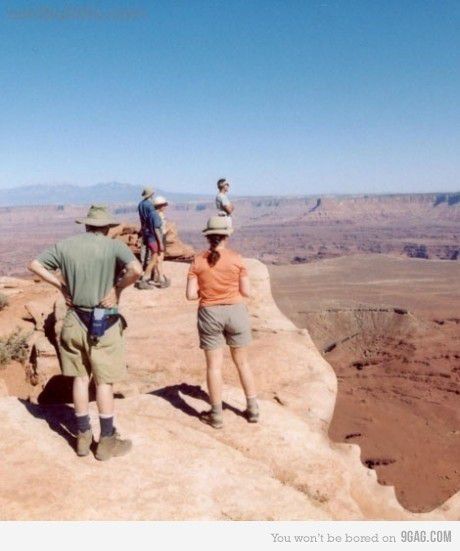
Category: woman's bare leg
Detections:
[
  {"x1": 230, "y1": 346, "x2": 257, "y2": 398},
  {"x1": 204, "y1": 348, "x2": 224, "y2": 406},
  {"x1": 156, "y1": 252, "x2": 165, "y2": 281},
  {"x1": 143, "y1": 252, "x2": 158, "y2": 280}
]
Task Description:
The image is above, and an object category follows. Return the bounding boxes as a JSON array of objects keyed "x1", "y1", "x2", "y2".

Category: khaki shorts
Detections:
[
  {"x1": 59, "y1": 311, "x2": 127, "y2": 384},
  {"x1": 197, "y1": 303, "x2": 252, "y2": 350}
]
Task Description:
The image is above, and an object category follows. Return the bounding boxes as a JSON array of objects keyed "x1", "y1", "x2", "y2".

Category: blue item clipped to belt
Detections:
[{"x1": 74, "y1": 307, "x2": 122, "y2": 340}]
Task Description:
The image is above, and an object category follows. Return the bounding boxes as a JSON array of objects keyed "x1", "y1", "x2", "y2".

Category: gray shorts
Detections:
[{"x1": 197, "y1": 303, "x2": 252, "y2": 350}]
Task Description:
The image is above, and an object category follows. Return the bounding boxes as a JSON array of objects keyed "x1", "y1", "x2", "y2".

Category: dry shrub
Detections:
[
  {"x1": 0, "y1": 329, "x2": 30, "y2": 368},
  {"x1": 0, "y1": 293, "x2": 8, "y2": 311}
]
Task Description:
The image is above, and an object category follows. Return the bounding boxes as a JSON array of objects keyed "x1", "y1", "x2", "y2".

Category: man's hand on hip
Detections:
[{"x1": 100, "y1": 287, "x2": 120, "y2": 308}]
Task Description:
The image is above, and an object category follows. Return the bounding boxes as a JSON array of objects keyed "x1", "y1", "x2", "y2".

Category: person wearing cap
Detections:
[
  {"x1": 137, "y1": 187, "x2": 164, "y2": 289},
  {"x1": 28, "y1": 205, "x2": 142, "y2": 461},
  {"x1": 152, "y1": 195, "x2": 171, "y2": 288},
  {"x1": 186, "y1": 216, "x2": 259, "y2": 429},
  {"x1": 215, "y1": 178, "x2": 234, "y2": 228}
]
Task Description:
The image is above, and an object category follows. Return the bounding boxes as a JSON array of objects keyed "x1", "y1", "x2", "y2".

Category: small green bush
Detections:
[
  {"x1": 0, "y1": 329, "x2": 30, "y2": 368},
  {"x1": 0, "y1": 293, "x2": 8, "y2": 311}
]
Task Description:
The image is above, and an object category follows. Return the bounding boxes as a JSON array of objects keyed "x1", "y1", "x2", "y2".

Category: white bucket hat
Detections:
[{"x1": 153, "y1": 195, "x2": 168, "y2": 207}]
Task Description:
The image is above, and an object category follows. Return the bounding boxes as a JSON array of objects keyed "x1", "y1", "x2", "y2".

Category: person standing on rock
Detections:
[
  {"x1": 186, "y1": 216, "x2": 258, "y2": 428},
  {"x1": 28, "y1": 205, "x2": 142, "y2": 461},
  {"x1": 152, "y1": 195, "x2": 171, "y2": 288},
  {"x1": 215, "y1": 178, "x2": 234, "y2": 228},
  {"x1": 137, "y1": 186, "x2": 164, "y2": 290}
]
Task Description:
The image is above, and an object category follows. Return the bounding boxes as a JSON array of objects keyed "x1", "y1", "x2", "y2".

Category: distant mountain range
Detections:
[
  {"x1": 1, "y1": 182, "x2": 459, "y2": 209},
  {"x1": 0, "y1": 182, "x2": 212, "y2": 207}
]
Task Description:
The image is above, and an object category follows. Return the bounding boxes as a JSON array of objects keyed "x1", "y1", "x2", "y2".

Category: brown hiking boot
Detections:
[
  {"x1": 76, "y1": 429, "x2": 93, "y2": 457},
  {"x1": 199, "y1": 410, "x2": 223, "y2": 429},
  {"x1": 95, "y1": 432, "x2": 132, "y2": 461}
]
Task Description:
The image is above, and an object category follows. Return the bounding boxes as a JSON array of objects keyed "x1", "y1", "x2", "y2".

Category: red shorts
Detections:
[{"x1": 147, "y1": 239, "x2": 160, "y2": 253}]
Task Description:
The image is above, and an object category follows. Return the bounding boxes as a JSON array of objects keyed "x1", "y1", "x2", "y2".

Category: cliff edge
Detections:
[{"x1": 0, "y1": 260, "x2": 459, "y2": 520}]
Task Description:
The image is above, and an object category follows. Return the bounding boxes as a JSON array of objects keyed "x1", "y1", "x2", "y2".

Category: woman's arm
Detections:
[
  {"x1": 239, "y1": 275, "x2": 251, "y2": 298},
  {"x1": 186, "y1": 277, "x2": 199, "y2": 300}
]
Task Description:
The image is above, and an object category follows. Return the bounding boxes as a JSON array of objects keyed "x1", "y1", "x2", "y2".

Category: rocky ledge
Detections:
[{"x1": 0, "y1": 261, "x2": 459, "y2": 520}]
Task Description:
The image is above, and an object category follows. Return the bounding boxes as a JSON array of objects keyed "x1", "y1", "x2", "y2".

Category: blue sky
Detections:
[{"x1": 1, "y1": 0, "x2": 459, "y2": 195}]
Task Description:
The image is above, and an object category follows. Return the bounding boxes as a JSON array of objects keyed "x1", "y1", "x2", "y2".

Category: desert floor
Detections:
[{"x1": 269, "y1": 254, "x2": 460, "y2": 512}]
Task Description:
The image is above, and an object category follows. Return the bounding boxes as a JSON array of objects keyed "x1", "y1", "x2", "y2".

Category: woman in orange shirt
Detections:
[{"x1": 186, "y1": 216, "x2": 259, "y2": 429}]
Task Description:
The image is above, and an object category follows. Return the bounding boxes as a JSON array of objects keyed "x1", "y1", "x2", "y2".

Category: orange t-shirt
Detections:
[{"x1": 187, "y1": 248, "x2": 248, "y2": 308}]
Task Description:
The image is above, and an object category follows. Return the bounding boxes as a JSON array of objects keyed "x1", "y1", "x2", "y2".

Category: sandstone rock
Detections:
[
  {"x1": 34, "y1": 336, "x2": 57, "y2": 358},
  {"x1": 0, "y1": 277, "x2": 33, "y2": 290},
  {"x1": 113, "y1": 381, "x2": 140, "y2": 398},
  {"x1": 0, "y1": 260, "x2": 459, "y2": 520},
  {"x1": 109, "y1": 220, "x2": 195, "y2": 261},
  {"x1": 27, "y1": 356, "x2": 61, "y2": 395},
  {"x1": 164, "y1": 221, "x2": 195, "y2": 260},
  {"x1": 23, "y1": 301, "x2": 47, "y2": 332},
  {"x1": 0, "y1": 378, "x2": 8, "y2": 398},
  {"x1": 53, "y1": 296, "x2": 67, "y2": 345}
]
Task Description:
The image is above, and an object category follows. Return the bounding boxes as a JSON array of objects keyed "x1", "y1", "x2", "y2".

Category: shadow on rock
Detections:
[
  {"x1": 37, "y1": 375, "x2": 96, "y2": 405},
  {"x1": 152, "y1": 383, "x2": 246, "y2": 420},
  {"x1": 20, "y1": 398, "x2": 76, "y2": 450}
]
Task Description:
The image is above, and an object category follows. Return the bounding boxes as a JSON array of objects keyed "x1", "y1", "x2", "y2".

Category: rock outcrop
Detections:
[
  {"x1": 109, "y1": 221, "x2": 194, "y2": 261},
  {"x1": 0, "y1": 261, "x2": 459, "y2": 520}
]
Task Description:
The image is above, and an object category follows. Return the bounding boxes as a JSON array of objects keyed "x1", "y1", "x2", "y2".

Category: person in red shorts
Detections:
[{"x1": 137, "y1": 187, "x2": 164, "y2": 289}]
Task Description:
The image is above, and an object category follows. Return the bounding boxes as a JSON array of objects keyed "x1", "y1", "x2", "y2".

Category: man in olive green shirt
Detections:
[{"x1": 29, "y1": 205, "x2": 142, "y2": 461}]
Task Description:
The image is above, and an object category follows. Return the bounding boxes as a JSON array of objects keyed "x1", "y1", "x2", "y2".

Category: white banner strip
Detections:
[{"x1": 0, "y1": 521, "x2": 459, "y2": 551}]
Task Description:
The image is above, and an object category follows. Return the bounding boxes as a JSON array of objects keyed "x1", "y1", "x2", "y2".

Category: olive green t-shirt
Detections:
[{"x1": 37, "y1": 232, "x2": 135, "y2": 308}]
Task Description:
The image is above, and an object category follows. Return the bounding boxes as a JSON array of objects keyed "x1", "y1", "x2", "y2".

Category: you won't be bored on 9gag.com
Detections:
[{"x1": 270, "y1": 529, "x2": 453, "y2": 545}]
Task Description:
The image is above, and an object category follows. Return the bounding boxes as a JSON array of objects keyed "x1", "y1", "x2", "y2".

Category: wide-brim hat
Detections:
[
  {"x1": 141, "y1": 187, "x2": 154, "y2": 199},
  {"x1": 153, "y1": 195, "x2": 168, "y2": 207},
  {"x1": 202, "y1": 216, "x2": 234, "y2": 236},
  {"x1": 76, "y1": 205, "x2": 120, "y2": 227}
]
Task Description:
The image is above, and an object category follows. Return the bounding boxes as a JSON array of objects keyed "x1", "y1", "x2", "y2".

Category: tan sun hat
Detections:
[
  {"x1": 202, "y1": 216, "x2": 234, "y2": 236},
  {"x1": 76, "y1": 205, "x2": 119, "y2": 227},
  {"x1": 141, "y1": 187, "x2": 154, "y2": 199},
  {"x1": 153, "y1": 195, "x2": 168, "y2": 207}
]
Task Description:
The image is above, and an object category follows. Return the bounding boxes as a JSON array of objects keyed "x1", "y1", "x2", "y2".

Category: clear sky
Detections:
[{"x1": 1, "y1": 0, "x2": 459, "y2": 196}]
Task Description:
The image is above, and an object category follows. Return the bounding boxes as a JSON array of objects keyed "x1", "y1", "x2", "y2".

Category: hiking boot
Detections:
[
  {"x1": 244, "y1": 407, "x2": 260, "y2": 424},
  {"x1": 199, "y1": 410, "x2": 223, "y2": 429},
  {"x1": 76, "y1": 429, "x2": 93, "y2": 457},
  {"x1": 95, "y1": 431, "x2": 132, "y2": 461}
]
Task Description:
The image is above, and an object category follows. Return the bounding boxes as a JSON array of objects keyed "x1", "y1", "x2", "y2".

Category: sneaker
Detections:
[
  {"x1": 135, "y1": 280, "x2": 153, "y2": 290},
  {"x1": 76, "y1": 429, "x2": 93, "y2": 457},
  {"x1": 244, "y1": 408, "x2": 260, "y2": 423},
  {"x1": 199, "y1": 410, "x2": 223, "y2": 429},
  {"x1": 159, "y1": 276, "x2": 171, "y2": 289},
  {"x1": 95, "y1": 431, "x2": 132, "y2": 461}
]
